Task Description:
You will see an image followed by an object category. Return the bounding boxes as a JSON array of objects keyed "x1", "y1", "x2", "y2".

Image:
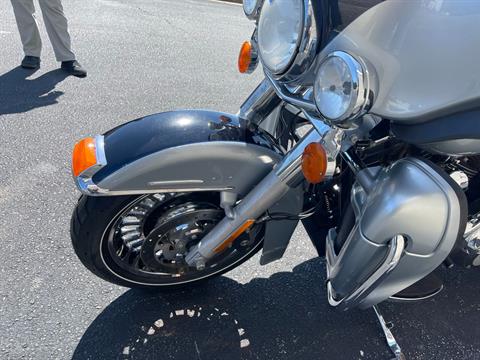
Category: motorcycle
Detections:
[{"x1": 70, "y1": 0, "x2": 480, "y2": 356}]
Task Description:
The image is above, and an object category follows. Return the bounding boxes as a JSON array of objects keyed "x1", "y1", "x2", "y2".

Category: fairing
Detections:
[{"x1": 321, "y1": 0, "x2": 480, "y2": 123}]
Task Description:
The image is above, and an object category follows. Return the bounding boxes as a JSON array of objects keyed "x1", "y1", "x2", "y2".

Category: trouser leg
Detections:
[
  {"x1": 38, "y1": 0, "x2": 75, "y2": 62},
  {"x1": 10, "y1": 0, "x2": 42, "y2": 57}
]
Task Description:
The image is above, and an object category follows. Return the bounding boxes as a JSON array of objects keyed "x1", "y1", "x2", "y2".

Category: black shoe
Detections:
[
  {"x1": 21, "y1": 56, "x2": 40, "y2": 69},
  {"x1": 61, "y1": 60, "x2": 87, "y2": 78}
]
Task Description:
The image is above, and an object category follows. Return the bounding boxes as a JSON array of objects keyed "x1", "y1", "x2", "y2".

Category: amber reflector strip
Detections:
[
  {"x1": 72, "y1": 137, "x2": 97, "y2": 177},
  {"x1": 302, "y1": 142, "x2": 328, "y2": 184},
  {"x1": 238, "y1": 41, "x2": 253, "y2": 74},
  {"x1": 214, "y1": 219, "x2": 255, "y2": 253}
]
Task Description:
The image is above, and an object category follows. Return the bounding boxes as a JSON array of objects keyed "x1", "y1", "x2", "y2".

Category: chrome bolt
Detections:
[{"x1": 196, "y1": 260, "x2": 206, "y2": 271}]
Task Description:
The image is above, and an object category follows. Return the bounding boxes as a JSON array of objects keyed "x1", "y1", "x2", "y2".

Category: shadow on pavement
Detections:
[
  {"x1": 73, "y1": 258, "x2": 480, "y2": 360},
  {"x1": 0, "y1": 66, "x2": 68, "y2": 115}
]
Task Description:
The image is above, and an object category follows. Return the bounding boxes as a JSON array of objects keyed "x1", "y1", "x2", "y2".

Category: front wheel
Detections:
[{"x1": 71, "y1": 192, "x2": 264, "y2": 289}]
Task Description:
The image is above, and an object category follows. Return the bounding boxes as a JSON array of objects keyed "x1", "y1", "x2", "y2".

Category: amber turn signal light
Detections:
[
  {"x1": 72, "y1": 137, "x2": 97, "y2": 177},
  {"x1": 302, "y1": 142, "x2": 328, "y2": 184},
  {"x1": 238, "y1": 41, "x2": 257, "y2": 74}
]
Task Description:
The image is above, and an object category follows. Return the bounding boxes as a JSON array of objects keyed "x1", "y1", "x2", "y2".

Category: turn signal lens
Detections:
[
  {"x1": 72, "y1": 137, "x2": 97, "y2": 177},
  {"x1": 238, "y1": 41, "x2": 258, "y2": 74},
  {"x1": 302, "y1": 142, "x2": 328, "y2": 184}
]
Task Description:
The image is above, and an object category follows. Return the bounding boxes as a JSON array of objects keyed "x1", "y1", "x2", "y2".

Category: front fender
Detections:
[
  {"x1": 74, "y1": 109, "x2": 304, "y2": 266},
  {"x1": 87, "y1": 110, "x2": 284, "y2": 196}
]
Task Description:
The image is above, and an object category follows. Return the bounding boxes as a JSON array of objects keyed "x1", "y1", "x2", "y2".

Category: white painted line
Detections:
[{"x1": 209, "y1": 0, "x2": 242, "y2": 6}]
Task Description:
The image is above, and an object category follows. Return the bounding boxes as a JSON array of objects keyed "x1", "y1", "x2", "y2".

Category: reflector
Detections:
[{"x1": 214, "y1": 219, "x2": 255, "y2": 253}]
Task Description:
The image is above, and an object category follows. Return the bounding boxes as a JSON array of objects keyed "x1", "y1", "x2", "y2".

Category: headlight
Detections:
[
  {"x1": 257, "y1": 0, "x2": 304, "y2": 75},
  {"x1": 243, "y1": 0, "x2": 262, "y2": 20},
  {"x1": 314, "y1": 51, "x2": 370, "y2": 123}
]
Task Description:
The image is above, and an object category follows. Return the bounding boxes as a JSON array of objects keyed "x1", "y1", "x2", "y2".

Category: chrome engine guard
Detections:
[{"x1": 326, "y1": 234, "x2": 405, "y2": 309}]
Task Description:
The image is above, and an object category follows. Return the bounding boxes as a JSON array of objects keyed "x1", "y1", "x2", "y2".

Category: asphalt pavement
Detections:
[{"x1": 0, "y1": 0, "x2": 479, "y2": 359}]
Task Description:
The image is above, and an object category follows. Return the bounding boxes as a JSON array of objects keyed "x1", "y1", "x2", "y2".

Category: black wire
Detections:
[
  {"x1": 256, "y1": 197, "x2": 325, "y2": 224},
  {"x1": 278, "y1": 104, "x2": 302, "y2": 146}
]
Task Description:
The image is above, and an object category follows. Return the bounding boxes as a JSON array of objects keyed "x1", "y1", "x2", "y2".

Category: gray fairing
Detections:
[
  {"x1": 91, "y1": 109, "x2": 301, "y2": 265},
  {"x1": 327, "y1": 158, "x2": 467, "y2": 309},
  {"x1": 320, "y1": 0, "x2": 480, "y2": 123}
]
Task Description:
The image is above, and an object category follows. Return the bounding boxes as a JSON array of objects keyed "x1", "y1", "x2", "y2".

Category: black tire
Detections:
[{"x1": 71, "y1": 194, "x2": 263, "y2": 289}]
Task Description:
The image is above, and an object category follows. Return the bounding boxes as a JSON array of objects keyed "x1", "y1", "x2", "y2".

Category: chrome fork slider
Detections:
[
  {"x1": 185, "y1": 128, "x2": 330, "y2": 268},
  {"x1": 326, "y1": 234, "x2": 405, "y2": 310}
]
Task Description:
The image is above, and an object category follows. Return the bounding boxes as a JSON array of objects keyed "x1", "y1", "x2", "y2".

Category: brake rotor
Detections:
[{"x1": 140, "y1": 203, "x2": 223, "y2": 274}]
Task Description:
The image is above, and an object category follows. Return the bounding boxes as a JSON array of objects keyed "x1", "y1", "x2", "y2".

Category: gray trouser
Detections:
[{"x1": 10, "y1": 0, "x2": 75, "y2": 62}]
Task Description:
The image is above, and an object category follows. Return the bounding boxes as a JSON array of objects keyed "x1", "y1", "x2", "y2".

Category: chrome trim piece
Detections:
[
  {"x1": 265, "y1": 74, "x2": 317, "y2": 113},
  {"x1": 94, "y1": 134, "x2": 107, "y2": 168},
  {"x1": 326, "y1": 235, "x2": 405, "y2": 310},
  {"x1": 243, "y1": 0, "x2": 264, "y2": 21},
  {"x1": 314, "y1": 51, "x2": 371, "y2": 124},
  {"x1": 238, "y1": 78, "x2": 280, "y2": 123},
  {"x1": 148, "y1": 180, "x2": 204, "y2": 186},
  {"x1": 76, "y1": 183, "x2": 234, "y2": 196},
  {"x1": 465, "y1": 214, "x2": 480, "y2": 252}
]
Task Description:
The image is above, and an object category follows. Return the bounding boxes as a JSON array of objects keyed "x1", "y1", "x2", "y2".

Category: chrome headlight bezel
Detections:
[
  {"x1": 314, "y1": 51, "x2": 372, "y2": 124},
  {"x1": 257, "y1": 0, "x2": 319, "y2": 83},
  {"x1": 243, "y1": 0, "x2": 263, "y2": 20}
]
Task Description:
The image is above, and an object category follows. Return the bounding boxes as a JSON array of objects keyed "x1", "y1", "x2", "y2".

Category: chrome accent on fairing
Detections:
[
  {"x1": 326, "y1": 234, "x2": 405, "y2": 310},
  {"x1": 314, "y1": 51, "x2": 372, "y2": 125},
  {"x1": 262, "y1": 0, "x2": 319, "y2": 83},
  {"x1": 326, "y1": 158, "x2": 466, "y2": 309},
  {"x1": 185, "y1": 126, "x2": 339, "y2": 268}
]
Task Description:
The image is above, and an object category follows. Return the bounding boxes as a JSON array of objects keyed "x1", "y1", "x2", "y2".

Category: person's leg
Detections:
[
  {"x1": 10, "y1": 0, "x2": 42, "y2": 58},
  {"x1": 38, "y1": 0, "x2": 86, "y2": 77},
  {"x1": 38, "y1": 0, "x2": 75, "y2": 62}
]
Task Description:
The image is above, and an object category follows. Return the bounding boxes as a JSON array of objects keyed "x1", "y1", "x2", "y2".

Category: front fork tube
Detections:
[{"x1": 185, "y1": 128, "x2": 328, "y2": 268}]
